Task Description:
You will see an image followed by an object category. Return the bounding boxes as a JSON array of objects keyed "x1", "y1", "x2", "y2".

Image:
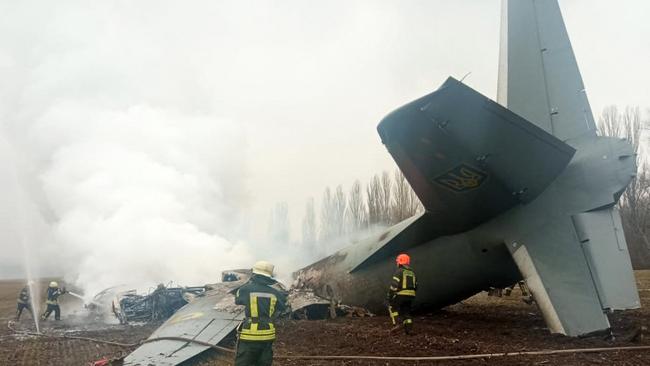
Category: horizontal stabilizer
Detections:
[
  {"x1": 347, "y1": 212, "x2": 435, "y2": 272},
  {"x1": 510, "y1": 216, "x2": 611, "y2": 336},
  {"x1": 378, "y1": 77, "x2": 575, "y2": 235}
]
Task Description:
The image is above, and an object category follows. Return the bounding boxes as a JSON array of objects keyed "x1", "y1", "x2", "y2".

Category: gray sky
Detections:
[{"x1": 0, "y1": 0, "x2": 648, "y2": 284}]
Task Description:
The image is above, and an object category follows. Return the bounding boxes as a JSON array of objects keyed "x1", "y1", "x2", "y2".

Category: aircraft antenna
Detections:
[{"x1": 459, "y1": 72, "x2": 472, "y2": 83}]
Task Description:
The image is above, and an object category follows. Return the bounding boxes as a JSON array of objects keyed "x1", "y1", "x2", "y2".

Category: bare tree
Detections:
[
  {"x1": 366, "y1": 174, "x2": 382, "y2": 226},
  {"x1": 302, "y1": 197, "x2": 317, "y2": 250},
  {"x1": 380, "y1": 171, "x2": 392, "y2": 224},
  {"x1": 333, "y1": 185, "x2": 347, "y2": 237},
  {"x1": 597, "y1": 106, "x2": 623, "y2": 138},
  {"x1": 319, "y1": 187, "x2": 333, "y2": 242},
  {"x1": 347, "y1": 180, "x2": 367, "y2": 232},
  {"x1": 268, "y1": 202, "x2": 290, "y2": 244},
  {"x1": 391, "y1": 169, "x2": 422, "y2": 222}
]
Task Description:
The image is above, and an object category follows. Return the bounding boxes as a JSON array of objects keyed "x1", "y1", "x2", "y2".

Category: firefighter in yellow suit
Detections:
[
  {"x1": 235, "y1": 261, "x2": 287, "y2": 366},
  {"x1": 388, "y1": 253, "x2": 417, "y2": 334}
]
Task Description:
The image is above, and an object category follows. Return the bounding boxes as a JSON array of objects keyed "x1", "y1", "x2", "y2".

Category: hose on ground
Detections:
[
  {"x1": 8, "y1": 321, "x2": 650, "y2": 361},
  {"x1": 7, "y1": 321, "x2": 234, "y2": 352},
  {"x1": 7, "y1": 321, "x2": 138, "y2": 347}
]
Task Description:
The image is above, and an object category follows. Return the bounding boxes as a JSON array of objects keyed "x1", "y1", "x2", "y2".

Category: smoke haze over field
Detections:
[{"x1": 0, "y1": 0, "x2": 649, "y2": 294}]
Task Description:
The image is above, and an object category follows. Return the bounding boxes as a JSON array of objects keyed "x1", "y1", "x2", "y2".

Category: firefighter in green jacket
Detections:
[
  {"x1": 388, "y1": 253, "x2": 417, "y2": 334},
  {"x1": 15, "y1": 281, "x2": 34, "y2": 321},
  {"x1": 234, "y1": 261, "x2": 287, "y2": 366},
  {"x1": 41, "y1": 281, "x2": 66, "y2": 321}
]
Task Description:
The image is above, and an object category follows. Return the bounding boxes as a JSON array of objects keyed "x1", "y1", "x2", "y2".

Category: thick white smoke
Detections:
[
  {"x1": 0, "y1": 1, "x2": 260, "y2": 296},
  {"x1": 32, "y1": 102, "x2": 253, "y2": 296}
]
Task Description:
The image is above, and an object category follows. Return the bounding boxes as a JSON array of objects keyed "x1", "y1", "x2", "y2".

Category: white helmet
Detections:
[
  {"x1": 49, "y1": 281, "x2": 59, "y2": 288},
  {"x1": 27, "y1": 280, "x2": 35, "y2": 286},
  {"x1": 252, "y1": 261, "x2": 275, "y2": 278}
]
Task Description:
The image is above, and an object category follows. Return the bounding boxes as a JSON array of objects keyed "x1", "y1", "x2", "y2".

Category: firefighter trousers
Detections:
[
  {"x1": 42, "y1": 304, "x2": 60, "y2": 320},
  {"x1": 390, "y1": 295, "x2": 414, "y2": 330},
  {"x1": 16, "y1": 303, "x2": 32, "y2": 320},
  {"x1": 234, "y1": 340, "x2": 273, "y2": 366}
]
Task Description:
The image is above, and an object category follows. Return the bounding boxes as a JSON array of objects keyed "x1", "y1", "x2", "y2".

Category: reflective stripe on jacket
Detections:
[
  {"x1": 235, "y1": 274, "x2": 287, "y2": 342},
  {"x1": 389, "y1": 265, "x2": 417, "y2": 297},
  {"x1": 46, "y1": 288, "x2": 62, "y2": 305}
]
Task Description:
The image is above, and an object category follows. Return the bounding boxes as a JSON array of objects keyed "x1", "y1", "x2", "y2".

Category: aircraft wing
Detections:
[
  {"x1": 497, "y1": 0, "x2": 597, "y2": 142},
  {"x1": 123, "y1": 286, "x2": 244, "y2": 366},
  {"x1": 378, "y1": 77, "x2": 575, "y2": 235}
]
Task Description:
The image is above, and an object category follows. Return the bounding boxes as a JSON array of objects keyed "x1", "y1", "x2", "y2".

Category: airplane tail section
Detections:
[
  {"x1": 355, "y1": 77, "x2": 576, "y2": 271},
  {"x1": 498, "y1": 0, "x2": 597, "y2": 142},
  {"x1": 378, "y1": 77, "x2": 574, "y2": 235}
]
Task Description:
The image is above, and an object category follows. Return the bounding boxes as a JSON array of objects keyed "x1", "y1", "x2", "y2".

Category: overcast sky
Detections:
[{"x1": 0, "y1": 0, "x2": 648, "y2": 282}]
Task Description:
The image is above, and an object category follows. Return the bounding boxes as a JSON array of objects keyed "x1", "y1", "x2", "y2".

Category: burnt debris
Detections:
[{"x1": 113, "y1": 284, "x2": 205, "y2": 324}]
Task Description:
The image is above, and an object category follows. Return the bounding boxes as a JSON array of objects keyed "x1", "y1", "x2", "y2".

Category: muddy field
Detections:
[{"x1": 2, "y1": 274, "x2": 650, "y2": 366}]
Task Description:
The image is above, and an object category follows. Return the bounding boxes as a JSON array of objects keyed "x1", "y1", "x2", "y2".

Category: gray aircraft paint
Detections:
[{"x1": 125, "y1": 1, "x2": 641, "y2": 363}]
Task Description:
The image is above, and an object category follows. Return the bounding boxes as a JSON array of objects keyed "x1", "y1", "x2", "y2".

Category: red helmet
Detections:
[{"x1": 396, "y1": 253, "x2": 410, "y2": 266}]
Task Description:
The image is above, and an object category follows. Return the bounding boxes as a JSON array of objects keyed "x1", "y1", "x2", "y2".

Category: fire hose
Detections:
[{"x1": 8, "y1": 321, "x2": 650, "y2": 362}]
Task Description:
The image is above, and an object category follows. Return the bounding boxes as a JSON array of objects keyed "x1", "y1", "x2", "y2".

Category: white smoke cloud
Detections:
[
  {"x1": 0, "y1": 0, "x2": 258, "y2": 295},
  {"x1": 31, "y1": 102, "x2": 253, "y2": 295}
]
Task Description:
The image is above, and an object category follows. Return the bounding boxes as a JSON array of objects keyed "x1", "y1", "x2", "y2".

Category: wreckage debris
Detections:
[
  {"x1": 288, "y1": 289, "x2": 373, "y2": 320},
  {"x1": 113, "y1": 284, "x2": 205, "y2": 324}
]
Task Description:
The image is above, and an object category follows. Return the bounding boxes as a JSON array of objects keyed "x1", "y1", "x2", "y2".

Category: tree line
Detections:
[{"x1": 268, "y1": 170, "x2": 423, "y2": 254}]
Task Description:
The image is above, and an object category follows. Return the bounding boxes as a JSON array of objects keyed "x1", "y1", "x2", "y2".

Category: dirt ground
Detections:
[{"x1": 2, "y1": 274, "x2": 650, "y2": 366}]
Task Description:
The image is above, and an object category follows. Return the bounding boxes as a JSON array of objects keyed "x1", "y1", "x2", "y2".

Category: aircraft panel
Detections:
[
  {"x1": 498, "y1": 0, "x2": 597, "y2": 142},
  {"x1": 573, "y1": 207, "x2": 641, "y2": 311},
  {"x1": 378, "y1": 77, "x2": 575, "y2": 235},
  {"x1": 510, "y1": 217, "x2": 610, "y2": 336},
  {"x1": 124, "y1": 290, "x2": 244, "y2": 366}
]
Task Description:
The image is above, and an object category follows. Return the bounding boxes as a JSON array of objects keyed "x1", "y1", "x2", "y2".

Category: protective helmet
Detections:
[
  {"x1": 396, "y1": 254, "x2": 410, "y2": 266},
  {"x1": 27, "y1": 280, "x2": 35, "y2": 286},
  {"x1": 252, "y1": 261, "x2": 275, "y2": 278},
  {"x1": 49, "y1": 281, "x2": 59, "y2": 288}
]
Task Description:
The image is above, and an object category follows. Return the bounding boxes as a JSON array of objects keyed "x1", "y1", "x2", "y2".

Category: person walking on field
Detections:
[
  {"x1": 15, "y1": 281, "x2": 34, "y2": 321},
  {"x1": 388, "y1": 253, "x2": 417, "y2": 334},
  {"x1": 234, "y1": 261, "x2": 287, "y2": 366}
]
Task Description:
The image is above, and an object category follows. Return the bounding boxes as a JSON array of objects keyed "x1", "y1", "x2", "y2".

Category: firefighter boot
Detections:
[{"x1": 403, "y1": 318, "x2": 413, "y2": 335}]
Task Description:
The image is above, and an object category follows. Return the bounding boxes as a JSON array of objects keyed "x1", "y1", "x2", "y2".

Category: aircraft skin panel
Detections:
[
  {"x1": 346, "y1": 212, "x2": 437, "y2": 272},
  {"x1": 498, "y1": 0, "x2": 597, "y2": 142},
  {"x1": 573, "y1": 207, "x2": 641, "y2": 311},
  {"x1": 512, "y1": 245, "x2": 565, "y2": 334},
  {"x1": 509, "y1": 217, "x2": 610, "y2": 336},
  {"x1": 378, "y1": 77, "x2": 574, "y2": 236},
  {"x1": 124, "y1": 290, "x2": 244, "y2": 366}
]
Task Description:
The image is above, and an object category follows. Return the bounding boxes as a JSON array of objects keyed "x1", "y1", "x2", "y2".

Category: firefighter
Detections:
[
  {"x1": 41, "y1": 281, "x2": 66, "y2": 321},
  {"x1": 234, "y1": 261, "x2": 287, "y2": 366},
  {"x1": 15, "y1": 281, "x2": 34, "y2": 321},
  {"x1": 387, "y1": 253, "x2": 417, "y2": 334}
]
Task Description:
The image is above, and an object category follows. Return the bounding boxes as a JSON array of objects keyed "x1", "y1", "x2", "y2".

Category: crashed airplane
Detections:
[{"x1": 124, "y1": 0, "x2": 640, "y2": 364}]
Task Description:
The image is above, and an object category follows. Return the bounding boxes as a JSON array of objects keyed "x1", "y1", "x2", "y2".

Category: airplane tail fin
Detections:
[
  {"x1": 377, "y1": 77, "x2": 574, "y2": 235},
  {"x1": 356, "y1": 77, "x2": 575, "y2": 272},
  {"x1": 498, "y1": 0, "x2": 597, "y2": 142}
]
